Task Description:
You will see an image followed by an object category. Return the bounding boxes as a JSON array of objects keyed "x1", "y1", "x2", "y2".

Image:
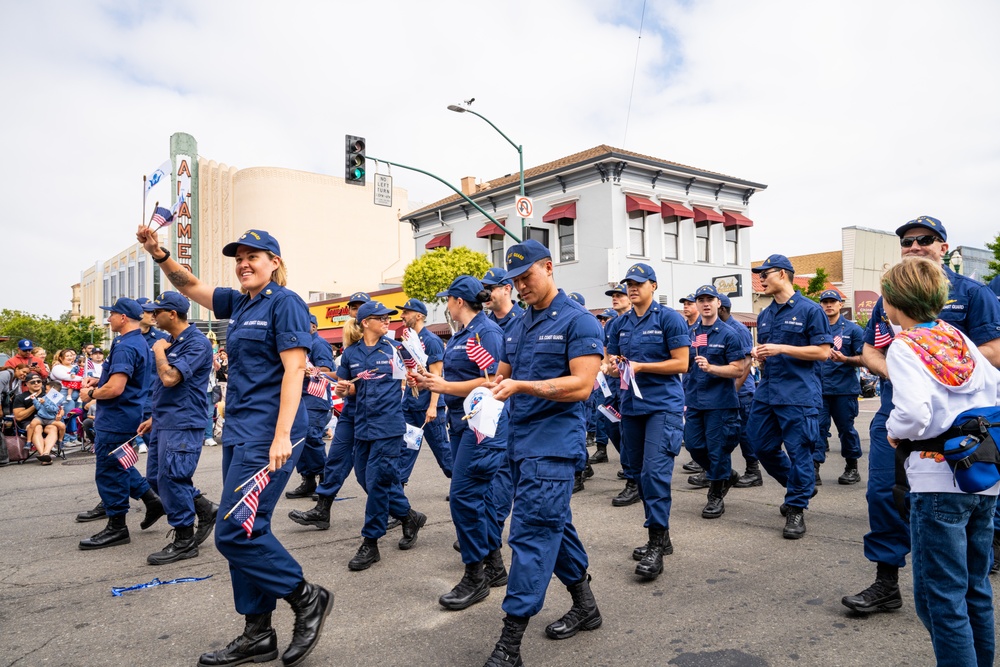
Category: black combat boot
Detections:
[
  {"x1": 193, "y1": 494, "x2": 219, "y2": 546},
  {"x1": 631, "y1": 529, "x2": 673, "y2": 561},
  {"x1": 483, "y1": 615, "x2": 528, "y2": 667},
  {"x1": 76, "y1": 500, "x2": 107, "y2": 523},
  {"x1": 398, "y1": 508, "x2": 426, "y2": 550},
  {"x1": 583, "y1": 462, "x2": 595, "y2": 479},
  {"x1": 814, "y1": 461, "x2": 822, "y2": 486},
  {"x1": 282, "y1": 580, "x2": 333, "y2": 666},
  {"x1": 147, "y1": 524, "x2": 199, "y2": 565},
  {"x1": 545, "y1": 573, "x2": 602, "y2": 639},
  {"x1": 439, "y1": 560, "x2": 490, "y2": 610},
  {"x1": 782, "y1": 507, "x2": 806, "y2": 539},
  {"x1": 484, "y1": 548, "x2": 508, "y2": 587},
  {"x1": 841, "y1": 563, "x2": 903, "y2": 613},
  {"x1": 702, "y1": 481, "x2": 726, "y2": 519},
  {"x1": 573, "y1": 471, "x2": 585, "y2": 493},
  {"x1": 588, "y1": 445, "x2": 609, "y2": 464},
  {"x1": 288, "y1": 496, "x2": 333, "y2": 530},
  {"x1": 197, "y1": 613, "x2": 278, "y2": 666},
  {"x1": 838, "y1": 459, "x2": 861, "y2": 485},
  {"x1": 681, "y1": 460, "x2": 703, "y2": 473},
  {"x1": 687, "y1": 472, "x2": 710, "y2": 489},
  {"x1": 348, "y1": 537, "x2": 380, "y2": 571},
  {"x1": 635, "y1": 527, "x2": 667, "y2": 580},
  {"x1": 611, "y1": 480, "x2": 640, "y2": 507},
  {"x1": 735, "y1": 459, "x2": 763, "y2": 488},
  {"x1": 79, "y1": 514, "x2": 130, "y2": 550},
  {"x1": 284, "y1": 474, "x2": 317, "y2": 500},
  {"x1": 139, "y1": 489, "x2": 166, "y2": 530}
]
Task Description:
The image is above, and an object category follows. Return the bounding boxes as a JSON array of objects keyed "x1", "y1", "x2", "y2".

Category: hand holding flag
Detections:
[
  {"x1": 226, "y1": 470, "x2": 270, "y2": 538},
  {"x1": 466, "y1": 334, "x2": 496, "y2": 381},
  {"x1": 109, "y1": 438, "x2": 140, "y2": 470}
]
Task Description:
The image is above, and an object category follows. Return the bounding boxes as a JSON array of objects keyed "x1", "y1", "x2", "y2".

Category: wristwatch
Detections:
[{"x1": 153, "y1": 246, "x2": 171, "y2": 264}]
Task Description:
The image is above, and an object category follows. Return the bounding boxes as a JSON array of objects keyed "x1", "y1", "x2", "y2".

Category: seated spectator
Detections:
[
  {"x1": 84, "y1": 347, "x2": 104, "y2": 379},
  {"x1": 1, "y1": 363, "x2": 30, "y2": 418},
  {"x1": 12, "y1": 373, "x2": 64, "y2": 464},
  {"x1": 31, "y1": 347, "x2": 49, "y2": 374},
  {"x1": 28, "y1": 380, "x2": 66, "y2": 465},
  {"x1": 50, "y1": 349, "x2": 84, "y2": 443},
  {"x1": 4, "y1": 339, "x2": 48, "y2": 379}
]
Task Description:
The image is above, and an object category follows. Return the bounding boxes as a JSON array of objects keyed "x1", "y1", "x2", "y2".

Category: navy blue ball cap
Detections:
[
  {"x1": 347, "y1": 292, "x2": 371, "y2": 307},
  {"x1": 136, "y1": 297, "x2": 154, "y2": 312},
  {"x1": 605, "y1": 284, "x2": 628, "y2": 297},
  {"x1": 695, "y1": 285, "x2": 720, "y2": 299},
  {"x1": 436, "y1": 275, "x2": 484, "y2": 302},
  {"x1": 679, "y1": 293, "x2": 696, "y2": 304},
  {"x1": 505, "y1": 240, "x2": 551, "y2": 279},
  {"x1": 481, "y1": 267, "x2": 512, "y2": 287},
  {"x1": 568, "y1": 292, "x2": 586, "y2": 305},
  {"x1": 309, "y1": 314, "x2": 318, "y2": 326},
  {"x1": 819, "y1": 290, "x2": 843, "y2": 302},
  {"x1": 17, "y1": 339, "x2": 33, "y2": 351},
  {"x1": 151, "y1": 291, "x2": 190, "y2": 314},
  {"x1": 356, "y1": 301, "x2": 397, "y2": 323},
  {"x1": 752, "y1": 254, "x2": 794, "y2": 273},
  {"x1": 597, "y1": 308, "x2": 617, "y2": 320},
  {"x1": 718, "y1": 294, "x2": 732, "y2": 309},
  {"x1": 100, "y1": 297, "x2": 143, "y2": 320},
  {"x1": 222, "y1": 229, "x2": 282, "y2": 257},
  {"x1": 397, "y1": 298, "x2": 428, "y2": 316},
  {"x1": 622, "y1": 262, "x2": 656, "y2": 284},
  {"x1": 895, "y1": 215, "x2": 947, "y2": 242}
]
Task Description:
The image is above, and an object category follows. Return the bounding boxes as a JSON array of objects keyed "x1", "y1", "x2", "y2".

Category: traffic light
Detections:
[{"x1": 345, "y1": 135, "x2": 366, "y2": 186}]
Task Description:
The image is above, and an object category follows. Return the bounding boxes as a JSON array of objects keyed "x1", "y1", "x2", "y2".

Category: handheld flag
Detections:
[
  {"x1": 144, "y1": 160, "x2": 172, "y2": 200},
  {"x1": 306, "y1": 376, "x2": 329, "y2": 398},
  {"x1": 873, "y1": 321, "x2": 893, "y2": 348},
  {"x1": 150, "y1": 206, "x2": 174, "y2": 229},
  {"x1": 400, "y1": 328, "x2": 428, "y2": 366},
  {"x1": 404, "y1": 423, "x2": 424, "y2": 451},
  {"x1": 228, "y1": 471, "x2": 270, "y2": 538},
  {"x1": 466, "y1": 334, "x2": 496, "y2": 371},
  {"x1": 396, "y1": 345, "x2": 418, "y2": 369},
  {"x1": 692, "y1": 333, "x2": 709, "y2": 348},
  {"x1": 462, "y1": 387, "x2": 504, "y2": 441},
  {"x1": 110, "y1": 442, "x2": 138, "y2": 470},
  {"x1": 595, "y1": 371, "x2": 612, "y2": 398},
  {"x1": 355, "y1": 369, "x2": 387, "y2": 381},
  {"x1": 597, "y1": 404, "x2": 622, "y2": 423},
  {"x1": 232, "y1": 438, "x2": 305, "y2": 492},
  {"x1": 616, "y1": 358, "x2": 644, "y2": 398}
]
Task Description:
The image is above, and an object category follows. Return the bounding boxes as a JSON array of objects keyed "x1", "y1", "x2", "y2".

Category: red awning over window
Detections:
[
  {"x1": 425, "y1": 233, "x2": 451, "y2": 250},
  {"x1": 693, "y1": 206, "x2": 725, "y2": 223},
  {"x1": 542, "y1": 202, "x2": 577, "y2": 222},
  {"x1": 722, "y1": 211, "x2": 754, "y2": 228},
  {"x1": 660, "y1": 201, "x2": 695, "y2": 218},
  {"x1": 476, "y1": 223, "x2": 506, "y2": 238},
  {"x1": 625, "y1": 195, "x2": 660, "y2": 214}
]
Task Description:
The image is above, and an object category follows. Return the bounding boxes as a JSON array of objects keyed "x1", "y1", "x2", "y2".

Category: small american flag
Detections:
[
  {"x1": 85, "y1": 358, "x2": 95, "y2": 375},
  {"x1": 306, "y1": 376, "x2": 329, "y2": 398},
  {"x1": 617, "y1": 358, "x2": 634, "y2": 390},
  {"x1": 466, "y1": 334, "x2": 496, "y2": 371},
  {"x1": 692, "y1": 333, "x2": 709, "y2": 348},
  {"x1": 833, "y1": 335, "x2": 843, "y2": 350},
  {"x1": 111, "y1": 443, "x2": 138, "y2": 470},
  {"x1": 356, "y1": 369, "x2": 386, "y2": 381},
  {"x1": 873, "y1": 322, "x2": 893, "y2": 348},
  {"x1": 604, "y1": 404, "x2": 621, "y2": 420},
  {"x1": 230, "y1": 471, "x2": 270, "y2": 538},
  {"x1": 397, "y1": 345, "x2": 418, "y2": 369},
  {"x1": 472, "y1": 427, "x2": 487, "y2": 444},
  {"x1": 150, "y1": 206, "x2": 174, "y2": 228}
]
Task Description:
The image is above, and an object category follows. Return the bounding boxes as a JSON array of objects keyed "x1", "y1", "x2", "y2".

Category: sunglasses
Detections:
[
  {"x1": 758, "y1": 268, "x2": 782, "y2": 279},
  {"x1": 900, "y1": 235, "x2": 942, "y2": 248}
]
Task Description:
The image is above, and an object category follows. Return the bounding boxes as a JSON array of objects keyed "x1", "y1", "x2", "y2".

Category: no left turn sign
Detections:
[{"x1": 515, "y1": 196, "x2": 534, "y2": 219}]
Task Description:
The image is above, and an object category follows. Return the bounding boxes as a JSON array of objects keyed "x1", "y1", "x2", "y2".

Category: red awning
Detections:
[
  {"x1": 625, "y1": 195, "x2": 660, "y2": 214},
  {"x1": 542, "y1": 202, "x2": 577, "y2": 222},
  {"x1": 723, "y1": 211, "x2": 754, "y2": 228},
  {"x1": 425, "y1": 233, "x2": 451, "y2": 250},
  {"x1": 693, "y1": 206, "x2": 725, "y2": 223},
  {"x1": 660, "y1": 201, "x2": 694, "y2": 218},
  {"x1": 476, "y1": 223, "x2": 505, "y2": 238}
]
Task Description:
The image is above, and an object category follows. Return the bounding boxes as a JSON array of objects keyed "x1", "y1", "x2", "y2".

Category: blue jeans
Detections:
[{"x1": 910, "y1": 492, "x2": 996, "y2": 667}]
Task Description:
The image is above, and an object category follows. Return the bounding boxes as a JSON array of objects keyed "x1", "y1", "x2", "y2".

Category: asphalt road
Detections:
[{"x1": 2, "y1": 398, "x2": 994, "y2": 666}]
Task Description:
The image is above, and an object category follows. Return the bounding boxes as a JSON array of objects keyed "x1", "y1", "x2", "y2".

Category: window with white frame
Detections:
[
  {"x1": 103, "y1": 275, "x2": 111, "y2": 307},
  {"x1": 725, "y1": 227, "x2": 739, "y2": 265},
  {"x1": 556, "y1": 218, "x2": 576, "y2": 262},
  {"x1": 662, "y1": 219, "x2": 679, "y2": 260},
  {"x1": 138, "y1": 256, "x2": 147, "y2": 297},
  {"x1": 628, "y1": 211, "x2": 647, "y2": 257},
  {"x1": 695, "y1": 224, "x2": 710, "y2": 263},
  {"x1": 128, "y1": 264, "x2": 136, "y2": 298},
  {"x1": 489, "y1": 235, "x2": 504, "y2": 267},
  {"x1": 118, "y1": 267, "x2": 126, "y2": 300},
  {"x1": 526, "y1": 226, "x2": 550, "y2": 248}
]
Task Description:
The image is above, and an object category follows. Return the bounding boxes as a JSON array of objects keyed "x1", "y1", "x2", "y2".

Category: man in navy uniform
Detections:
[
  {"x1": 815, "y1": 290, "x2": 865, "y2": 486},
  {"x1": 483, "y1": 267, "x2": 525, "y2": 331},
  {"x1": 748, "y1": 255, "x2": 833, "y2": 539},
  {"x1": 588, "y1": 308, "x2": 619, "y2": 467},
  {"x1": 136, "y1": 297, "x2": 169, "y2": 347},
  {"x1": 717, "y1": 294, "x2": 760, "y2": 488},
  {"x1": 482, "y1": 240, "x2": 605, "y2": 667},
  {"x1": 844, "y1": 216, "x2": 1000, "y2": 613}
]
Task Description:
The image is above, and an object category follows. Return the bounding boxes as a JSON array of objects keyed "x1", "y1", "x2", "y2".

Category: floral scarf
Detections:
[{"x1": 895, "y1": 320, "x2": 974, "y2": 387}]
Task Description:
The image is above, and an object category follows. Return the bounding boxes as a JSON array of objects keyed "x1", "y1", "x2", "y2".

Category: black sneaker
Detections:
[{"x1": 841, "y1": 579, "x2": 903, "y2": 613}]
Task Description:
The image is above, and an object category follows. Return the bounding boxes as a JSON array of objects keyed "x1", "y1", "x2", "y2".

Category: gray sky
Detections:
[{"x1": 3, "y1": 0, "x2": 998, "y2": 317}]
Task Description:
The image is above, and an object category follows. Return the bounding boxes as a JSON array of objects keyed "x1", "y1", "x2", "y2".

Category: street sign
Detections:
[
  {"x1": 515, "y1": 196, "x2": 533, "y2": 219},
  {"x1": 374, "y1": 174, "x2": 392, "y2": 207}
]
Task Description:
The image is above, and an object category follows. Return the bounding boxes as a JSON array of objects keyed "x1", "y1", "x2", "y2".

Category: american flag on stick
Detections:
[
  {"x1": 617, "y1": 358, "x2": 634, "y2": 390},
  {"x1": 306, "y1": 376, "x2": 329, "y2": 398},
  {"x1": 472, "y1": 427, "x2": 487, "y2": 444},
  {"x1": 232, "y1": 438, "x2": 305, "y2": 492},
  {"x1": 110, "y1": 442, "x2": 138, "y2": 470},
  {"x1": 397, "y1": 345, "x2": 418, "y2": 369},
  {"x1": 692, "y1": 333, "x2": 709, "y2": 348},
  {"x1": 873, "y1": 321, "x2": 893, "y2": 348},
  {"x1": 355, "y1": 369, "x2": 386, "y2": 381},
  {"x1": 227, "y1": 471, "x2": 270, "y2": 538},
  {"x1": 466, "y1": 334, "x2": 496, "y2": 371}
]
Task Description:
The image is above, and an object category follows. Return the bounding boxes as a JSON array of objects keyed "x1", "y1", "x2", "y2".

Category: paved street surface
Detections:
[{"x1": 3, "y1": 398, "x2": 995, "y2": 666}]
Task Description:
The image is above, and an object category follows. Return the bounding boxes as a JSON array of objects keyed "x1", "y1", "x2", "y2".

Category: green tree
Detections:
[
  {"x1": 985, "y1": 232, "x2": 1000, "y2": 282},
  {"x1": 794, "y1": 267, "x2": 831, "y2": 303},
  {"x1": 0, "y1": 310, "x2": 105, "y2": 356},
  {"x1": 402, "y1": 247, "x2": 492, "y2": 304}
]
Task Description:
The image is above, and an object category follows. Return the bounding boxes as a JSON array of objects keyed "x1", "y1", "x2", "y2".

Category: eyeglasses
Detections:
[
  {"x1": 26, "y1": 380, "x2": 42, "y2": 384},
  {"x1": 366, "y1": 316, "x2": 391, "y2": 323},
  {"x1": 900, "y1": 235, "x2": 942, "y2": 248}
]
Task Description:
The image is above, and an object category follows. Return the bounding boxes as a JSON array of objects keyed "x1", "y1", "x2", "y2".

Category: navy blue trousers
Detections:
[
  {"x1": 621, "y1": 411, "x2": 682, "y2": 530},
  {"x1": 315, "y1": 414, "x2": 355, "y2": 499},
  {"x1": 816, "y1": 394, "x2": 863, "y2": 463},
  {"x1": 95, "y1": 430, "x2": 147, "y2": 518},
  {"x1": 747, "y1": 402, "x2": 819, "y2": 509},
  {"x1": 397, "y1": 408, "x2": 451, "y2": 484},
  {"x1": 354, "y1": 436, "x2": 410, "y2": 539},
  {"x1": 149, "y1": 426, "x2": 203, "y2": 527},
  {"x1": 451, "y1": 424, "x2": 506, "y2": 564},
  {"x1": 684, "y1": 407, "x2": 739, "y2": 481},
  {"x1": 294, "y1": 407, "x2": 330, "y2": 477}
]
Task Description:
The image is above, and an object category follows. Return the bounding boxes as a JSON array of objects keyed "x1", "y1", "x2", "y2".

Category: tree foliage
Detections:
[
  {"x1": 985, "y1": 232, "x2": 1000, "y2": 283},
  {"x1": 402, "y1": 247, "x2": 492, "y2": 304},
  {"x1": 794, "y1": 267, "x2": 832, "y2": 303},
  {"x1": 0, "y1": 310, "x2": 105, "y2": 356}
]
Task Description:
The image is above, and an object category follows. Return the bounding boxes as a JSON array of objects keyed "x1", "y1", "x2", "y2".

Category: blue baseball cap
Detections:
[
  {"x1": 397, "y1": 298, "x2": 428, "y2": 316},
  {"x1": 679, "y1": 293, "x2": 696, "y2": 304},
  {"x1": 752, "y1": 254, "x2": 794, "y2": 273},
  {"x1": 100, "y1": 297, "x2": 143, "y2": 320},
  {"x1": 568, "y1": 292, "x2": 586, "y2": 306},
  {"x1": 436, "y1": 275, "x2": 484, "y2": 302},
  {"x1": 356, "y1": 301, "x2": 397, "y2": 323},
  {"x1": 481, "y1": 267, "x2": 513, "y2": 287},
  {"x1": 222, "y1": 229, "x2": 282, "y2": 257},
  {"x1": 895, "y1": 215, "x2": 947, "y2": 242},
  {"x1": 819, "y1": 290, "x2": 843, "y2": 302},
  {"x1": 597, "y1": 308, "x2": 617, "y2": 320},
  {"x1": 17, "y1": 339, "x2": 33, "y2": 351},
  {"x1": 622, "y1": 263, "x2": 656, "y2": 284},
  {"x1": 151, "y1": 291, "x2": 190, "y2": 314},
  {"x1": 505, "y1": 239, "x2": 551, "y2": 279},
  {"x1": 347, "y1": 292, "x2": 371, "y2": 307},
  {"x1": 718, "y1": 294, "x2": 732, "y2": 309},
  {"x1": 136, "y1": 297, "x2": 155, "y2": 312},
  {"x1": 605, "y1": 285, "x2": 627, "y2": 297},
  {"x1": 695, "y1": 285, "x2": 720, "y2": 299},
  {"x1": 309, "y1": 314, "x2": 318, "y2": 326}
]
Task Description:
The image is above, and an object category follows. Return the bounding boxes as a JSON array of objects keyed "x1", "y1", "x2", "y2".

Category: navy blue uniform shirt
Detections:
[
  {"x1": 213, "y1": 283, "x2": 311, "y2": 446},
  {"x1": 684, "y1": 319, "x2": 744, "y2": 410},
  {"x1": 95, "y1": 329, "x2": 152, "y2": 433},
  {"x1": 152, "y1": 323, "x2": 213, "y2": 428},
  {"x1": 499, "y1": 290, "x2": 604, "y2": 461},
  {"x1": 401, "y1": 327, "x2": 446, "y2": 411},
  {"x1": 754, "y1": 294, "x2": 833, "y2": 407},
  {"x1": 488, "y1": 302, "x2": 525, "y2": 332},
  {"x1": 143, "y1": 327, "x2": 169, "y2": 347},
  {"x1": 722, "y1": 316, "x2": 755, "y2": 395},
  {"x1": 337, "y1": 336, "x2": 405, "y2": 440},
  {"x1": 606, "y1": 303, "x2": 690, "y2": 415},
  {"x1": 303, "y1": 331, "x2": 335, "y2": 410},
  {"x1": 443, "y1": 311, "x2": 503, "y2": 436},
  {"x1": 819, "y1": 315, "x2": 864, "y2": 395}
]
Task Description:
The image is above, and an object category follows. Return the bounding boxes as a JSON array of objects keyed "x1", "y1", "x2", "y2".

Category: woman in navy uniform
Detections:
[
  {"x1": 137, "y1": 226, "x2": 331, "y2": 667},
  {"x1": 413, "y1": 275, "x2": 509, "y2": 610},
  {"x1": 605, "y1": 263, "x2": 690, "y2": 580}
]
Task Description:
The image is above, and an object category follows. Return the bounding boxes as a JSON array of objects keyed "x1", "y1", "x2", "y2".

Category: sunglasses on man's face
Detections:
[{"x1": 900, "y1": 235, "x2": 942, "y2": 248}]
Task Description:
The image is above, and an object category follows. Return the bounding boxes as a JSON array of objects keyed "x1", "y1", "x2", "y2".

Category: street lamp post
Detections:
[{"x1": 447, "y1": 104, "x2": 526, "y2": 238}]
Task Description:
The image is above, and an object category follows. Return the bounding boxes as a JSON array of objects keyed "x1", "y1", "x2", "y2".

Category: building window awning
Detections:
[
  {"x1": 660, "y1": 201, "x2": 694, "y2": 218},
  {"x1": 625, "y1": 195, "x2": 660, "y2": 214},
  {"x1": 723, "y1": 211, "x2": 754, "y2": 228},
  {"x1": 542, "y1": 202, "x2": 577, "y2": 222},
  {"x1": 425, "y1": 233, "x2": 451, "y2": 250},
  {"x1": 476, "y1": 223, "x2": 506, "y2": 238},
  {"x1": 693, "y1": 206, "x2": 725, "y2": 223}
]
